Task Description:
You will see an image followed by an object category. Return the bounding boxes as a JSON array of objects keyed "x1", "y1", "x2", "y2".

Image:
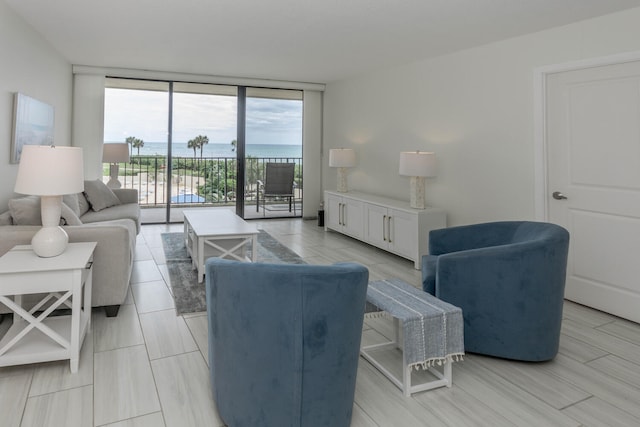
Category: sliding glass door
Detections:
[
  {"x1": 172, "y1": 83, "x2": 238, "y2": 221},
  {"x1": 103, "y1": 78, "x2": 303, "y2": 223},
  {"x1": 244, "y1": 88, "x2": 303, "y2": 219},
  {"x1": 103, "y1": 79, "x2": 170, "y2": 222}
]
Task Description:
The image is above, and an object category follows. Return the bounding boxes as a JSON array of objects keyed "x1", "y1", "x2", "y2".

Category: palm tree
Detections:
[
  {"x1": 125, "y1": 136, "x2": 144, "y2": 157},
  {"x1": 132, "y1": 138, "x2": 144, "y2": 155},
  {"x1": 187, "y1": 137, "x2": 199, "y2": 157},
  {"x1": 195, "y1": 135, "x2": 209, "y2": 158}
]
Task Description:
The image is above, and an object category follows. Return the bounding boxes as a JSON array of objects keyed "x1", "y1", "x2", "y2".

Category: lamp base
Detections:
[
  {"x1": 32, "y1": 226, "x2": 69, "y2": 258},
  {"x1": 107, "y1": 163, "x2": 122, "y2": 189},
  {"x1": 337, "y1": 167, "x2": 349, "y2": 193},
  {"x1": 32, "y1": 195, "x2": 69, "y2": 257},
  {"x1": 409, "y1": 176, "x2": 426, "y2": 209}
]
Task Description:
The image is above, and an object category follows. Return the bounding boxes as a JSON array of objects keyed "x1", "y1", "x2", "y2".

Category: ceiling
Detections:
[{"x1": 7, "y1": 0, "x2": 640, "y2": 84}]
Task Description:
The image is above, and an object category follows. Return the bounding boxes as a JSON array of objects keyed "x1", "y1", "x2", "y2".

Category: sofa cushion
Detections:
[
  {"x1": 80, "y1": 203, "x2": 140, "y2": 232},
  {"x1": 83, "y1": 179, "x2": 121, "y2": 212},
  {"x1": 8, "y1": 196, "x2": 82, "y2": 226},
  {"x1": 63, "y1": 193, "x2": 81, "y2": 216}
]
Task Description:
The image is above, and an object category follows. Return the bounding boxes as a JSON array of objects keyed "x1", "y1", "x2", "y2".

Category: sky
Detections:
[{"x1": 103, "y1": 88, "x2": 303, "y2": 145}]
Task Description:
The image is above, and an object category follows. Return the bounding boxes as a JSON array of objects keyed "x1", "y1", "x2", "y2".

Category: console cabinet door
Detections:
[
  {"x1": 326, "y1": 193, "x2": 343, "y2": 231},
  {"x1": 387, "y1": 209, "x2": 417, "y2": 259},
  {"x1": 363, "y1": 203, "x2": 388, "y2": 247},
  {"x1": 342, "y1": 198, "x2": 363, "y2": 239}
]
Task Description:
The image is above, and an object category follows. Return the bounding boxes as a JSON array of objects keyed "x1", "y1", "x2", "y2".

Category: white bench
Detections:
[{"x1": 361, "y1": 278, "x2": 464, "y2": 397}]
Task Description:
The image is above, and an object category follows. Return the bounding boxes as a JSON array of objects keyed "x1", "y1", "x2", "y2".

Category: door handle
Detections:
[{"x1": 552, "y1": 191, "x2": 568, "y2": 200}]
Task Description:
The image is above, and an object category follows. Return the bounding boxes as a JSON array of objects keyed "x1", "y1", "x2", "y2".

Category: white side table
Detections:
[{"x1": 0, "y1": 242, "x2": 96, "y2": 373}]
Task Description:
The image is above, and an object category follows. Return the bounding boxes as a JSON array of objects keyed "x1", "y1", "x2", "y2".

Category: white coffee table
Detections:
[
  {"x1": 0, "y1": 242, "x2": 96, "y2": 373},
  {"x1": 183, "y1": 209, "x2": 259, "y2": 283}
]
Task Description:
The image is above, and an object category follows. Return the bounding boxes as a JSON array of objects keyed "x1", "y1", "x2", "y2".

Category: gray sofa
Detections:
[{"x1": 0, "y1": 183, "x2": 140, "y2": 317}]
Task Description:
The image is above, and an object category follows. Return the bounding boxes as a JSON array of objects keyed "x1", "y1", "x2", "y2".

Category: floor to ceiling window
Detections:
[{"x1": 103, "y1": 78, "x2": 303, "y2": 223}]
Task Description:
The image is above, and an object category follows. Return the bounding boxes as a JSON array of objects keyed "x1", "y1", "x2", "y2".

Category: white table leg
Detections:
[
  {"x1": 198, "y1": 237, "x2": 205, "y2": 283},
  {"x1": 251, "y1": 235, "x2": 257, "y2": 262}
]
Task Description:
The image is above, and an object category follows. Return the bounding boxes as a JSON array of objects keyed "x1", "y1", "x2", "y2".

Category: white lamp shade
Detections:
[
  {"x1": 399, "y1": 151, "x2": 436, "y2": 177},
  {"x1": 329, "y1": 148, "x2": 356, "y2": 168},
  {"x1": 103, "y1": 143, "x2": 130, "y2": 163},
  {"x1": 15, "y1": 145, "x2": 84, "y2": 196}
]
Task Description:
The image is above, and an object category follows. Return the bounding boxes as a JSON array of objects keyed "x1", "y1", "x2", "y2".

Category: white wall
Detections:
[
  {"x1": 323, "y1": 7, "x2": 640, "y2": 227},
  {"x1": 0, "y1": 1, "x2": 72, "y2": 211}
]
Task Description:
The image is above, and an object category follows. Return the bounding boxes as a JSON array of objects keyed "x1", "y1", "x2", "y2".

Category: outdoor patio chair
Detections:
[{"x1": 256, "y1": 162, "x2": 296, "y2": 216}]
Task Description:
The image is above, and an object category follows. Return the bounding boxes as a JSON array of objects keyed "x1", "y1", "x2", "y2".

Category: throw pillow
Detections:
[
  {"x1": 0, "y1": 210, "x2": 14, "y2": 225},
  {"x1": 8, "y1": 196, "x2": 41, "y2": 225},
  {"x1": 8, "y1": 196, "x2": 82, "y2": 226},
  {"x1": 83, "y1": 179, "x2": 121, "y2": 212},
  {"x1": 77, "y1": 192, "x2": 91, "y2": 216}
]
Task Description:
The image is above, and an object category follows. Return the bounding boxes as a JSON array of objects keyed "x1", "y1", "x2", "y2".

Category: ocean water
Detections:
[{"x1": 133, "y1": 142, "x2": 302, "y2": 158}]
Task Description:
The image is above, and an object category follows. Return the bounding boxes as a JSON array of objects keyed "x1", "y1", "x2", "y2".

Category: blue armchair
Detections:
[
  {"x1": 422, "y1": 221, "x2": 569, "y2": 361},
  {"x1": 205, "y1": 258, "x2": 369, "y2": 427}
]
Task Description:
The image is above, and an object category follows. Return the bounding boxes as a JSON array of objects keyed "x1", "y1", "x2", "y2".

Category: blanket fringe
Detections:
[
  {"x1": 364, "y1": 310, "x2": 391, "y2": 319},
  {"x1": 409, "y1": 353, "x2": 465, "y2": 371}
]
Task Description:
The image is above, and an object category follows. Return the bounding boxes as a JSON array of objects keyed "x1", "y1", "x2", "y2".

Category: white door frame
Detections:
[{"x1": 533, "y1": 50, "x2": 640, "y2": 221}]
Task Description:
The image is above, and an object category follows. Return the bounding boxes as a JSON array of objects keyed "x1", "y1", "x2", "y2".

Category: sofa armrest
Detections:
[
  {"x1": 113, "y1": 188, "x2": 139, "y2": 205},
  {"x1": 0, "y1": 221, "x2": 135, "y2": 308}
]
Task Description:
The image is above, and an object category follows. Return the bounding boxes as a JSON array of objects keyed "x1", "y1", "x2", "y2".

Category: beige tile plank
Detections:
[
  {"x1": 561, "y1": 318, "x2": 640, "y2": 364},
  {"x1": 586, "y1": 354, "x2": 640, "y2": 391},
  {"x1": 541, "y1": 353, "x2": 640, "y2": 418},
  {"x1": 562, "y1": 300, "x2": 618, "y2": 327},
  {"x1": 29, "y1": 331, "x2": 94, "y2": 397},
  {"x1": 472, "y1": 354, "x2": 591, "y2": 410},
  {"x1": 92, "y1": 303, "x2": 145, "y2": 353},
  {"x1": 562, "y1": 396, "x2": 640, "y2": 427},
  {"x1": 454, "y1": 358, "x2": 580, "y2": 427},
  {"x1": 355, "y1": 360, "x2": 447, "y2": 427},
  {"x1": 415, "y1": 383, "x2": 516, "y2": 427},
  {"x1": 596, "y1": 318, "x2": 640, "y2": 344},
  {"x1": 350, "y1": 402, "x2": 379, "y2": 427},
  {"x1": 101, "y1": 412, "x2": 166, "y2": 427},
  {"x1": 130, "y1": 259, "x2": 164, "y2": 284},
  {"x1": 558, "y1": 332, "x2": 609, "y2": 363},
  {"x1": 0, "y1": 372, "x2": 32, "y2": 427},
  {"x1": 21, "y1": 385, "x2": 93, "y2": 427},
  {"x1": 183, "y1": 314, "x2": 209, "y2": 366},
  {"x1": 94, "y1": 345, "x2": 161, "y2": 426},
  {"x1": 151, "y1": 351, "x2": 224, "y2": 427},
  {"x1": 131, "y1": 280, "x2": 175, "y2": 313},
  {"x1": 139, "y1": 309, "x2": 198, "y2": 360}
]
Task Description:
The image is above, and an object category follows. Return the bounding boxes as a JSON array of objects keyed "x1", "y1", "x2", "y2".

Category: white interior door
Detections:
[{"x1": 546, "y1": 61, "x2": 640, "y2": 323}]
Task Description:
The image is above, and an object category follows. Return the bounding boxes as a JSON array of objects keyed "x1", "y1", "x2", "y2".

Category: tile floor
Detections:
[{"x1": 1, "y1": 218, "x2": 640, "y2": 426}]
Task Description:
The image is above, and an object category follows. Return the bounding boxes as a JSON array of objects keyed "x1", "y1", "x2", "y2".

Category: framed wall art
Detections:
[{"x1": 10, "y1": 92, "x2": 55, "y2": 164}]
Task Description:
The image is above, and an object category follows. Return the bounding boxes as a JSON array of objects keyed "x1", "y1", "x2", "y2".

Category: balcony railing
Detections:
[{"x1": 107, "y1": 155, "x2": 303, "y2": 209}]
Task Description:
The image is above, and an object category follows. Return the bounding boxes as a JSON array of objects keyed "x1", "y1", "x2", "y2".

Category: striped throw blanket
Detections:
[{"x1": 366, "y1": 279, "x2": 465, "y2": 370}]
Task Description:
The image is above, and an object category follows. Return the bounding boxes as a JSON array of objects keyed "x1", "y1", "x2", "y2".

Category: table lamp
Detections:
[
  {"x1": 102, "y1": 143, "x2": 130, "y2": 188},
  {"x1": 329, "y1": 148, "x2": 356, "y2": 192},
  {"x1": 14, "y1": 145, "x2": 84, "y2": 257},
  {"x1": 399, "y1": 151, "x2": 436, "y2": 209}
]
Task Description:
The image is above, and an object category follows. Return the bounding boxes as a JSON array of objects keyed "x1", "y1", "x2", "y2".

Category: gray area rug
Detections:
[{"x1": 161, "y1": 230, "x2": 305, "y2": 314}]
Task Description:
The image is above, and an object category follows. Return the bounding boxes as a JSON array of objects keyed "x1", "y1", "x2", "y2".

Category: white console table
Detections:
[
  {"x1": 0, "y1": 242, "x2": 96, "y2": 373},
  {"x1": 324, "y1": 191, "x2": 446, "y2": 269}
]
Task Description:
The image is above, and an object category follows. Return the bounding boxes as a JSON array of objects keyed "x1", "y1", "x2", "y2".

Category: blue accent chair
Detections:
[
  {"x1": 421, "y1": 221, "x2": 569, "y2": 362},
  {"x1": 205, "y1": 258, "x2": 369, "y2": 427}
]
